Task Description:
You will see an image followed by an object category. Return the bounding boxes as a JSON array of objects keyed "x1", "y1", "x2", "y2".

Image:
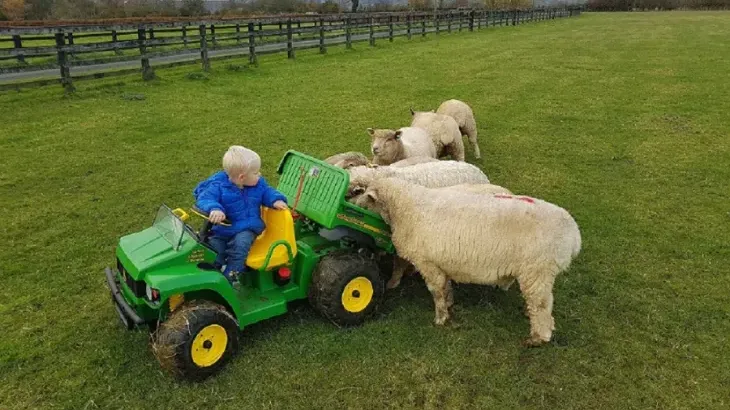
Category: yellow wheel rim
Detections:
[
  {"x1": 341, "y1": 277, "x2": 374, "y2": 313},
  {"x1": 191, "y1": 324, "x2": 228, "y2": 367}
]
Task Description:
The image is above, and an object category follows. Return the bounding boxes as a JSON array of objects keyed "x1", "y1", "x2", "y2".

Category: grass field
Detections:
[{"x1": 1, "y1": 11, "x2": 729, "y2": 410}]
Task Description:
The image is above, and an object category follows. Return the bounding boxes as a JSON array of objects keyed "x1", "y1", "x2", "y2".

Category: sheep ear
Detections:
[
  {"x1": 351, "y1": 186, "x2": 366, "y2": 196},
  {"x1": 365, "y1": 190, "x2": 378, "y2": 203},
  {"x1": 367, "y1": 127, "x2": 375, "y2": 136},
  {"x1": 409, "y1": 107, "x2": 415, "y2": 116},
  {"x1": 394, "y1": 130, "x2": 402, "y2": 140}
]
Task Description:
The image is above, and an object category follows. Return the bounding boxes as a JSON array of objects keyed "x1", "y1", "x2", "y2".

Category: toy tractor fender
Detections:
[{"x1": 146, "y1": 269, "x2": 244, "y2": 323}]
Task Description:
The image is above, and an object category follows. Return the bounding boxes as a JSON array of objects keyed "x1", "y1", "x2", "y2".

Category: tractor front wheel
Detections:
[
  {"x1": 309, "y1": 250, "x2": 384, "y2": 327},
  {"x1": 152, "y1": 301, "x2": 240, "y2": 381}
]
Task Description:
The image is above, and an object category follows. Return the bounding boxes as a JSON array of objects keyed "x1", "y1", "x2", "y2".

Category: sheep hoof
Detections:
[
  {"x1": 433, "y1": 316, "x2": 449, "y2": 326},
  {"x1": 386, "y1": 279, "x2": 401, "y2": 289},
  {"x1": 446, "y1": 320, "x2": 461, "y2": 329},
  {"x1": 522, "y1": 336, "x2": 548, "y2": 348}
]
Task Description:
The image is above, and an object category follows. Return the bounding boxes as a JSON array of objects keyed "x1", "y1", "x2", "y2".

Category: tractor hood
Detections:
[{"x1": 118, "y1": 226, "x2": 195, "y2": 276}]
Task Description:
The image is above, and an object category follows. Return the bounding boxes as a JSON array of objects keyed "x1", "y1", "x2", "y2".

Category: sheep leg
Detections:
[
  {"x1": 518, "y1": 274, "x2": 556, "y2": 347},
  {"x1": 466, "y1": 128, "x2": 481, "y2": 159},
  {"x1": 387, "y1": 256, "x2": 411, "y2": 289},
  {"x1": 446, "y1": 139, "x2": 466, "y2": 162},
  {"x1": 416, "y1": 263, "x2": 451, "y2": 325},
  {"x1": 445, "y1": 280, "x2": 454, "y2": 310}
]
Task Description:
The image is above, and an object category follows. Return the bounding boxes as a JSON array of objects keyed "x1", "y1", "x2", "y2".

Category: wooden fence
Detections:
[{"x1": 0, "y1": 7, "x2": 582, "y2": 92}]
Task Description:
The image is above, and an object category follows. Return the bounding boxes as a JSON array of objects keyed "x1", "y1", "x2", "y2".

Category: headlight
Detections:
[{"x1": 145, "y1": 284, "x2": 160, "y2": 302}]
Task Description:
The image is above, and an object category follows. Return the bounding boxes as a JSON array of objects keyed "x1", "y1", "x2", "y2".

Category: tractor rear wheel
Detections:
[
  {"x1": 309, "y1": 250, "x2": 384, "y2": 327},
  {"x1": 152, "y1": 301, "x2": 239, "y2": 381}
]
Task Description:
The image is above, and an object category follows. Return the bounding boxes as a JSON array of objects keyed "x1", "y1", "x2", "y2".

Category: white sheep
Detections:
[
  {"x1": 346, "y1": 160, "x2": 490, "y2": 199},
  {"x1": 436, "y1": 99, "x2": 481, "y2": 159},
  {"x1": 354, "y1": 182, "x2": 513, "y2": 289},
  {"x1": 357, "y1": 178, "x2": 581, "y2": 346},
  {"x1": 409, "y1": 111, "x2": 465, "y2": 161},
  {"x1": 324, "y1": 151, "x2": 370, "y2": 169},
  {"x1": 368, "y1": 127, "x2": 438, "y2": 166}
]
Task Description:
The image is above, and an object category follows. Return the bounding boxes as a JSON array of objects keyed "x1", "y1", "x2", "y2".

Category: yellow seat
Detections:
[{"x1": 245, "y1": 208, "x2": 297, "y2": 270}]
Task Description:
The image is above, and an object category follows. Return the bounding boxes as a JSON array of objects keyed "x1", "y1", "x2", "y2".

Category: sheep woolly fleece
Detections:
[
  {"x1": 324, "y1": 151, "x2": 370, "y2": 169},
  {"x1": 362, "y1": 178, "x2": 581, "y2": 346},
  {"x1": 436, "y1": 99, "x2": 481, "y2": 159},
  {"x1": 347, "y1": 160, "x2": 490, "y2": 196},
  {"x1": 410, "y1": 111, "x2": 465, "y2": 161}
]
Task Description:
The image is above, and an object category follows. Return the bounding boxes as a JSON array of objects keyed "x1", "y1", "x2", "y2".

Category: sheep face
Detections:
[
  {"x1": 346, "y1": 184, "x2": 366, "y2": 200},
  {"x1": 367, "y1": 128, "x2": 402, "y2": 159},
  {"x1": 355, "y1": 187, "x2": 391, "y2": 223}
]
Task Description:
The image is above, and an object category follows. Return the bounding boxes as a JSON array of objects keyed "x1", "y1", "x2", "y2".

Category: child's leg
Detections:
[
  {"x1": 223, "y1": 230, "x2": 257, "y2": 278},
  {"x1": 207, "y1": 236, "x2": 228, "y2": 269}
]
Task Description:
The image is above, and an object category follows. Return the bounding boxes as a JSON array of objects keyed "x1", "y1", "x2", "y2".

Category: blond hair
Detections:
[{"x1": 223, "y1": 145, "x2": 261, "y2": 176}]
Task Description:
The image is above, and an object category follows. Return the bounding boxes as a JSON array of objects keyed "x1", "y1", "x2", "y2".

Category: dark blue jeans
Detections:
[{"x1": 209, "y1": 230, "x2": 257, "y2": 279}]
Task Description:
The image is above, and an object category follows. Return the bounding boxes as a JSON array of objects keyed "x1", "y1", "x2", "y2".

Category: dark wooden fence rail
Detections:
[{"x1": 0, "y1": 7, "x2": 582, "y2": 92}]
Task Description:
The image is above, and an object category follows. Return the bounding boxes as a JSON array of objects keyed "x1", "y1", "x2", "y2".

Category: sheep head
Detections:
[
  {"x1": 355, "y1": 185, "x2": 391, "y2": 223},
  {"x1": 367, "y1": 128, "x2": 402, "y2": 163}
]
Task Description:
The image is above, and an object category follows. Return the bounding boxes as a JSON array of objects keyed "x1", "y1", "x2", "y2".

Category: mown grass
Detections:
[{"x1": 1, "y1": 11, "x2": 729, "y2": 410}]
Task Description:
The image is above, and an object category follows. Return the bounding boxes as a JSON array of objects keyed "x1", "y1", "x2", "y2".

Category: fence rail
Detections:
[{"x1": 0, "y1": 7, "x2": 582, "y2": 92}]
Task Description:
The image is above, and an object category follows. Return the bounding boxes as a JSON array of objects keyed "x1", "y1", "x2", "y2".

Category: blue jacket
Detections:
[{"x1": 193, "y1": 171, "x2": 288, "y2": 238}]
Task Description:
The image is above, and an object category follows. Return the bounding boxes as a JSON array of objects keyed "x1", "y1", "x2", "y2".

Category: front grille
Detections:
[{"x1": 117, "y1": 258, "x2": 146, "y2": 298}]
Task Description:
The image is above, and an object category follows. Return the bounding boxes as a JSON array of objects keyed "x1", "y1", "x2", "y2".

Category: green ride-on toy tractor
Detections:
[{"x1": 104, "y1": 150, "x2": 395, "y2": 380}]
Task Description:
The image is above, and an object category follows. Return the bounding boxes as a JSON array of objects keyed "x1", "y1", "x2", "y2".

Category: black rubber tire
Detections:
[
  {"x1": 308, "y1": 250, "x2": 384, "y2": 327},
  {"x1": 152, "y1": 301, "x2": 240, "y2": 381}
]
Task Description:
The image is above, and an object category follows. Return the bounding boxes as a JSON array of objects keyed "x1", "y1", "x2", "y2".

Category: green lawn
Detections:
[{"x1": 1, "y1": 11, "x2": 729, "y2": 409}]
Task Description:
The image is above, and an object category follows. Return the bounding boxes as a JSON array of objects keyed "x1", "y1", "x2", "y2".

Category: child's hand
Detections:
[
  {"x1": 209, "y1": 210, "x2": 226, "y2": 224},
  {"x1": 273, "y1": 200, "x2": 288, "y2": 210}
]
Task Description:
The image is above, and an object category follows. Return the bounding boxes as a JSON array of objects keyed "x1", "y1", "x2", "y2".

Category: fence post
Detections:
[
  {"x1": 181, "y1": 26, "x2": 188, "y2": 49},
  {"x1": 407, "y1": 14, "x2": 412, "y2": 40},
  {"x1": 55, "y1": 32, "x2": 74, "y2": 93},
  {"x1": 112, "y1": 30, "x2": 122, "y2": 55},
  {"x1": 236, "y1": 23, "x2": 241, "y2": 45},
  {"x1": 258, "y1": 22, "x2": 263, "y2": 41},
  {"x1": 248, "y1": 22, "x2": 257, "y2": 66},
  {"x1": 469, "y1": 10, "x2": 475, "y2": 31},
  {"x1": 448, "y1": 11, "x2": 452, "y2": 33},
  {"x1": 209, "y1": 25, "x2": 217, "y2": 48},
  {"x1": 369, "y1": 17, "x2": 375, "y2": 46},
  {"x1": 346, "y1": 17, "x2": 352, "y2": 49},
  {"x1": 287, "y1": 19, "x2": 294, "y2": 59},
  {"x1": 66, "y1": 32, "x2": 75, "y2": 59},
  {"x1": 12, "y1": 35, "x2": 25, "y2": 65},
  {"x1": 297, "y1": 20, "x2": 301, "y2": 37},
  {"x1": 319, "y1": 18, "x2": 326, "y2": 54},
  {"x1": 477, "y1": 10, "x2": 481, "y2": 30},
  {"x1": 198, "y1": 24, "x2": 210, "y2": 72},
  {"x1": 137, "y1": 28, "x2": 155, "y2": 80},
  {"x1": 436, "y1": 12, "x2": 440, "y2": 34},
  {"x1": 420, "y1": 15, "x2": 425, "y2": 37},
  {"x1": 388, "y1": 15, "x2": 394, "y2": 41}
]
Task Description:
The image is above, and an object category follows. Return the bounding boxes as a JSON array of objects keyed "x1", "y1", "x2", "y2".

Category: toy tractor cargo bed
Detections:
[{"x1": 276, "y1": 150, "x2": 394, "y2": 252}]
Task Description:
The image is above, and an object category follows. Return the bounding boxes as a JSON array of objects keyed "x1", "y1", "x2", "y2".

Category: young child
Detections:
[{"x1": 194, "y1": 146, "x2": 288, "y2": 284}]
